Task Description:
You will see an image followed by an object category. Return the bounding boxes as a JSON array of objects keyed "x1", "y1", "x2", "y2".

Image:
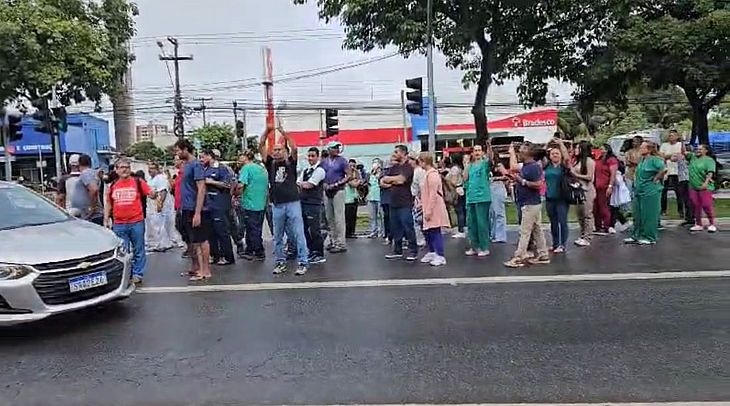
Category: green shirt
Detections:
[
  {"x1": 367, "y1": 175, "x2": 380, "y2": 202},
  {"x1": 465, "y1": 159, "x2": 491, "y2": 204},
  {"x1": 634, "y1": 156, "x2": 665, "y2": 197},
  {"x1": 345, "y1": 184, "x2": 358, "y2": 204},
  {"x1": 687, "y1": 153, "x2": 716, "y2": 191},
  {"x1": 239, "y1": 163, "x2": 269, "y2": 211},
  {"x1": 544, "y1": 164, "x2": 564, "y2": 200}
]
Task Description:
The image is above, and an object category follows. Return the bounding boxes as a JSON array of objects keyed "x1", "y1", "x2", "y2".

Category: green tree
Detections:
[
  {"x1": 572, "y1": 0, "x2": 730, "y2": 145},
  {"x1": 294, "y1": 0, "x2": 617, "y2": 142},
  {"x1": 125, "y1": 141, "x2": 167, "y2": 162},
  {"x1": 190, "y1": 123, "x2": 240, "y2": 161}
]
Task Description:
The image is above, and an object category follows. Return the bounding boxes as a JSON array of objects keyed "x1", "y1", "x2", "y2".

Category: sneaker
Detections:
[
  {"x1": 295, "y1": 265, "x2": 308, "y2": 276},
  {"x1": 430, "y1": 256, "x2": 447, "y2": 266},
  {"x1": 309, "y1": 255, "x2": 327, "y2": 264},
  {"x1": 382, "y1": 239, "x2": 391, "y2": 245},
  {"x1": 477, "y1": 250, "x2": 491, "y2": 257},
  {"x1": 329, "y1": 247, "x2": 347, "y2": 254},
  {"x1": 623, "y1": 237, "x2": 638, "y2": 244},
  {"x1": 708, "y1": 225, "x2": 718, "y2": 233},
  {"x1": 452, "y1": 232, "x2": 466, "y2": 239},
  {"x1": 574, "y1": 238, "x2": 591, "y2": 247},
  {"x1": 593, "y1": 230, "x2": 609, "y2": 236},
  {"x1": 638, "y1": 239, "x2": 654, "y2": 245},
  {"x1": 405, "y1": 254, "x2": 418, "y2": 262},
  {"x1": 504, "y1": 257, "x2": 525, "y2": 268},
  {"x1": 385, "y1": 253, "x2": 403, "y2": 260},
  {"x1": 553, "y1": 246, "x2": 565, "y2": 254},
  {"x1": 253, "y1": 255, "x2": 266, "y2": 262},
  {"x1": 657, "y1": 225, "x2": 666, "y2": 231},
  {"x1": 608, "y1": 227, "x2": 616, "y2": 234},
  {"x1": 420, "y1": 252, "x2": 437, "y2": 263},
  {"x1": 217, "y1": 259, "x2": 234, "y2": 266},
  {"x1": 527, "y1": 256, "x2": 551, "y2": 265},
  {"x1": 132, "y1": 275, "x2": 143, "y2": 285},
  {"x1": 690, "y1": 224, "x2": 704, "y2": 232},
  {"x1": 465, "y1": 249, "x2": 477, "y2": 256},
  {"x1": 273, "y1": 262, "x2": 287, "y2": 275},
  {"x1": 681, "y1": 220, "x2": 695, "y2": 226}
]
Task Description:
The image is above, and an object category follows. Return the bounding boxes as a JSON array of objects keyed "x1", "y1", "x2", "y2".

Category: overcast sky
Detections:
[{"x1": 106, "y1": 0, "x2": 573, "y2": 133}]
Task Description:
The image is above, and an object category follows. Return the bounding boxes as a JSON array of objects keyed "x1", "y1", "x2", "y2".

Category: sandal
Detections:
[{"x1": 189, "y1": 274, "x2": 211, "y2": 282}]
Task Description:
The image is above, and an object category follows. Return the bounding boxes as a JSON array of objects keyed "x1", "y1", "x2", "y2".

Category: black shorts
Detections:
[
  {"x1": 182, "y1": 210, "x2": 212, "y2": 244},
  {"x1": 175, "y1": 210, "x2": 189, "y2": 243}
]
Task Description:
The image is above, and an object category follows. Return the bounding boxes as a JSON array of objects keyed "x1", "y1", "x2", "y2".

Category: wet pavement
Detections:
[{"x1": 1, "y1": 229, "x2": 729, "y2": 406}]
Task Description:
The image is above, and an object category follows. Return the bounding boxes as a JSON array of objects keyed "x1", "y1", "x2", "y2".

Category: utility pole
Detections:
[
  {"x1": 426, "y1": 0, "x2": 436, "y2": 153},
  {"x1": 241, "y1": 108, "x2": 247, "y2": 151},
  {"x1": 50, "y1": 88, "x2": 63, "y2": 178},
  {"x1": 159, "y1": 37, "x2": 193, "y2": 139},
  {"x1": 1, "y1": 126, "x2": 10, "y2": 181},
  {"x1": 194, "y1": 97, "x2": 212, "y2": 126},
  {"x1": 400, "y1": 90, "x2": 408, "y2": 145}
]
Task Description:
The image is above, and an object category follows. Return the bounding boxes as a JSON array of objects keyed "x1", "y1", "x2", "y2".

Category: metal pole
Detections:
[
  {"x1": 319, "y1": 109, "x2": 324, "y2": 144},
  {"x1": 400, "y1": 90, "x2": 407, "y2": 145},
  {"x1": 1, "y1": 126, "x2": 11, "y2": 181},
  {"x1": 426, "y1": 0, "x2": 436, "y2": 153},
  {"x1": 50, "y1": 88, "x2": 63, "y2": 178},
  {"x1": 38, "y1": 145, "x2": 45, "y2": 193},
  {"x1": 242, "y1": 109, "x2": 248, "y2": 151}
]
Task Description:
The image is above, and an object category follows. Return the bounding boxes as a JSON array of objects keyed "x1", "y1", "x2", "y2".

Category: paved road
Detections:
[{"x1": 1, "y1": 229, "x2": 729, "y2": 406}]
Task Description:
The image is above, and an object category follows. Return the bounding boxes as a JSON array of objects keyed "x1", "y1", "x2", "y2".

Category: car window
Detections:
[{"x1": 0, "y1": 185, "x2": 70, "y2": 231}]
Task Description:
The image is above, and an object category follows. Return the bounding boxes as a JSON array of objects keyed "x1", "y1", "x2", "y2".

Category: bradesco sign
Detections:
[{"x1": 488, "y1": 109, "x2": 559, "y2": 131}]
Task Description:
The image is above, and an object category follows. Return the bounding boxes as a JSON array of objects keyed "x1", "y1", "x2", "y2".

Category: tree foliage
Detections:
[
  {"x1": 125, "y1": 141, "x2": 171, "y2": 163},
  {"x1": 190, "y1": 124, "x2": 240, "y2": 161},
  {"x1": 294, "y1": 0, "x2": 618, "y2": 142},
  {"x1": 571, "y1": 0, "x2": 730, "y2": 145},
  {"x1": 0, "y1": 0, "x2": 136, "y2": 107}
]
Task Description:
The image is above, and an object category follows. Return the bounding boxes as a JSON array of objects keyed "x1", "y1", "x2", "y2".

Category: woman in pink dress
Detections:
[{"x1": 419, "y1": 152, "x2": 451, "y2": 266}]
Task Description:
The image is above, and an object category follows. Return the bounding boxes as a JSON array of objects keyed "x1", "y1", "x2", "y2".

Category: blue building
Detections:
[{"x1": 0, "y1": 113, "x2": 114, "y2": 182}]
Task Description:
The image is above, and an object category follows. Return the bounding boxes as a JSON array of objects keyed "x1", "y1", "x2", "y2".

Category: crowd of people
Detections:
[{"x1": 55, "y1": 126, "x2": 721, "y2": 282}]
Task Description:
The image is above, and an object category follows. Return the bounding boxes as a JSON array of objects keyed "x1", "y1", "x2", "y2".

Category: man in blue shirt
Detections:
[
  {"x1": 320, "y1": 141, "x2": 351, "y2": 253},
  {"x1": 174, "y1": 139, "x2": 212, "y2": 281},
  {"x1": 201, "y1": 149, "x2": 235, "y2": 266},
  {"x1": 505, "y1": 143, "x2": 550, "y2": 268}
]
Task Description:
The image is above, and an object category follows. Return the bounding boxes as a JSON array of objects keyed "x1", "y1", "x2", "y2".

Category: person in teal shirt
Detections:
[
  {"x1": 463, "y1": 145, "x2": 492, "y2": 256},
  {"x1": 687, "y1": 144, "x2": 718, "y2": 232},
  {"x1": 625, "y1": 142, "x2": 666, "y2": 245},
  {"x1": 236, "y1": 151, "x2": 269, "y2": 260},
  {"x1": 367, "y1": 159, "x2": 383, "y2": 238},
  {"x1": 544, "y1": 140, "x2": 571, "y2": 252}
]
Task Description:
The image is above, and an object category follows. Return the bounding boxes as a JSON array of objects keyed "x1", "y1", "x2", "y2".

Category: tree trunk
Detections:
[
  {"x1": 112, "y1": 67, "x2": 136, "y2": 152},
  {"x1": 472, "y1": 42, "x2": 494, "y2": 145},
  {"x1": 690, "y1": 104, "x2": 709, "y2": 145}
]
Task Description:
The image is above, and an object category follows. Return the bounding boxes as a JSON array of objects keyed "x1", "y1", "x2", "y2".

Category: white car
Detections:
[{"x1": 0, "y1": 181, "x2": 134, "y2": 326}]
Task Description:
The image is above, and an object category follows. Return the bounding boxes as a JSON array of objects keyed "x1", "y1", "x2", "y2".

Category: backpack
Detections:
[
  {"x1": 109, "y1": 177, "x2": 147, "y2": 218},
  {"x1": 559, "y1": 166, "x2": 585, "y2": 205}
]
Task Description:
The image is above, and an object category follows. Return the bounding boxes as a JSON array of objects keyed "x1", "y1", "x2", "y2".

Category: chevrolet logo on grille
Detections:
[{"x1": 78, "y1": 261, "x2": 93, "y2": 269}]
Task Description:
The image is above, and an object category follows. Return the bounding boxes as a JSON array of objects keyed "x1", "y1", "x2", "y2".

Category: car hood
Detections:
[{"x1": 0, "y1": 219, "x2": 120, "y2": 265}]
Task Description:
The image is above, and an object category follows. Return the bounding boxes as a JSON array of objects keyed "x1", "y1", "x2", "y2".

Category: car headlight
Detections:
[
  {"x1": 115, "y1": 239, "x2": 129, "y2": 257},
  {"x1": 0, "y1": 264, "x2": 34, "y2": 281}
]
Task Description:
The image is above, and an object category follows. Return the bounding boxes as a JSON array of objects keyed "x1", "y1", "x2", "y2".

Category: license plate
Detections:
[{"x1": 68, "y1": 271, "x2": 108, "y2": 293}]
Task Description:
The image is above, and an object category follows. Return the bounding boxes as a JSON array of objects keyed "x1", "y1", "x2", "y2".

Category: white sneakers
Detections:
[
  {"x1": 452, "y1": 232, "x2": 466, "y2": 239},
  {"x1": 708, "y1": 225, "x2": 718, "y2": 233},
  {"x1": 465, "y1": 248, "x2": 477, "y2": 256},
  {"x1": 691, "y1": 224, "x2": 719, "y2": 233},
  {"x1": 574, "y1": 238, "x2": 591, "y2": 247},
  {"x1": 420, "y1": 252, "x2": 446, "y2": 266},
  {"x1": 608, "y1": 227, "x2": 617, "y2": 234}
]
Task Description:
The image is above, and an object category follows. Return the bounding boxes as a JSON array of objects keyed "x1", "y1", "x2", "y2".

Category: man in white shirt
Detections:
[
  {"x1": 297, "y1": 147, "x2": 327, "y2": 264},
  {"x1": 146, "y1": 162, "x2": 176, "y2": 252},
  {"x1": 659, "y1": 130, "x2": 684, "y2": 216}
]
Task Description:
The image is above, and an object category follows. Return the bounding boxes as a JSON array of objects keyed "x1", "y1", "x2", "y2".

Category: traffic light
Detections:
[
  {"x1": 405, "y1": 77, "x2": 423, "y2": 115},
  {"x1": 325, "y1": 108, "x2": 338, "y2": 138},
  {"x1": 31, "y1": 98, "x2": 52, "y2": 133},
  {"x1": 6, "y1": 111, "x2": 24, "y2": 142},
  {"x1": 52, "y1": 106, "x2": 67, "y2": 133}
]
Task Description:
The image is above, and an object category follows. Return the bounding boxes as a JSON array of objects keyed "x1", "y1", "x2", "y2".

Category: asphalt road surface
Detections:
[{"x1": 2, "y1": 228, "x2": 729, "y2": 406}]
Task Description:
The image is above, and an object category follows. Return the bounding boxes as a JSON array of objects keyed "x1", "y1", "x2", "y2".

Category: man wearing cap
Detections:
[
  {"x1": 56, "y1": 154, "x2": 82, "y2": 210},
  {"x1": 259, "y1": 123, "x2": 309, "y2": 275},
  {"x1": 320, "y1": 141, "x2": 351, "y2": 253},
  {"x1": 202, "y1": 149, "x2": 235, "y2": 266}
]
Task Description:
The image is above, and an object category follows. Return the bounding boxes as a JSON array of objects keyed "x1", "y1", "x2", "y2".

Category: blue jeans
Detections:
[
  {"x1": 240, "y1": 209, "x2": 265, "y2": 257},
  {"x1": 390, "y1": 205, "x2": 417, "y2": 256},
  {"x1": 112, "y1": 221, "x2": 146, "y2": 278},
  {"x1": 490, "y1": 182, "x2": 507, "y2": 242},
  {"x1": 210, "y1": 209, "x2": 235, "y2": 262},
  {"x1": 272, "y1": 201, "x2": 309, "y2": 265},
  {"x1": 546, "y1": 199, "x2": 569, "y2": 248}
]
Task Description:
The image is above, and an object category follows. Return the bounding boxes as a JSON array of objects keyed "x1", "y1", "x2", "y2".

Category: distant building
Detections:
[{"x1": 135, "y1": 122, "x2": 171, "y2": 143}]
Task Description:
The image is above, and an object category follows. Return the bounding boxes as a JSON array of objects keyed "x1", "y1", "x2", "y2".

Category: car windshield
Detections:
[{"x1": 0, "y1": 184, "x2": 70, "y2": 231}]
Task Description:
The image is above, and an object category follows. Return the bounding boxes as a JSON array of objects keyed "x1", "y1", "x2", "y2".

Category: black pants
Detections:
[
  {"x1": 230, "y1": 206, "x2": 245, "y2": 252},
  {"x1": 610, "y1": 206, "x2": 628, "y2": 227},
  {"x1": 302, "y1": 203, "x2": 324, "y2": 257},
  {"x1": 661, "y1": 175, "x2": 681, "y2": 215},
  {"x1": 345, "y1": 202, "x2": 358, "y2": 238},
  {"x1": 381, "y1": 203, "x2": 391, "y2": 240},
  {"x1": 677, "y1": 180, "x2": 694, "y2": 222},
  {"x1": 241, "y1": 209, "x2": 265, "y2": 258},
  {"x1": 175, "y1": 210, "x2": 189, "y2": 243},
  {"x1": 210, "y1": 209, "x2": 235, "y2": 262}
]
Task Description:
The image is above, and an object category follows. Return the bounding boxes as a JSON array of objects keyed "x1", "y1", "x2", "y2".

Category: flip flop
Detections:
[{"x1": 189, "y1": 275, "x2": 211, "y2": 282}]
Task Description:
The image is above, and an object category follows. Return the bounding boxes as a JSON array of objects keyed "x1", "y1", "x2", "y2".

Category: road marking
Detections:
[
  {"x1": 325, "y1": 403, "x2": 730, "y2": 406},
  {"x1": 136, "y1": 270, "x2": 730, "y2": 294}
]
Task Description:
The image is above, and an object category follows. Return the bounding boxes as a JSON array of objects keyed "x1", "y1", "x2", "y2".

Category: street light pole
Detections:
[
  {"x1": 426, "y1": 0, "x2": 436, "y2": 153},
  {"x1": 400, "y1": 89, "x2": 408, "y2": 145}
]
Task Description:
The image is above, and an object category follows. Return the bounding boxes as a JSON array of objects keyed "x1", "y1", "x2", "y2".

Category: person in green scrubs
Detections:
[
  {"x1": 687, "y1": 144, "x2": 718, "y2": 232},
  {"x1": 625, "y1": 141, "x2": 666, "y2": 245},
  {"x1": 463, "y1": 145, "x2": 492, "y2": 256}
]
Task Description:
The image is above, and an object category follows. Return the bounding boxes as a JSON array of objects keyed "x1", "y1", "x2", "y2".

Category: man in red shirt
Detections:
[{"x1": 103, "y1": 158, "x2": 157, "y2": 284}]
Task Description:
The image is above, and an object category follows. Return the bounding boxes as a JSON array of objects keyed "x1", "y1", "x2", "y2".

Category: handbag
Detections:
[{"x1": 560, "y1": 166, "x2": 585, "y2": 205}]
